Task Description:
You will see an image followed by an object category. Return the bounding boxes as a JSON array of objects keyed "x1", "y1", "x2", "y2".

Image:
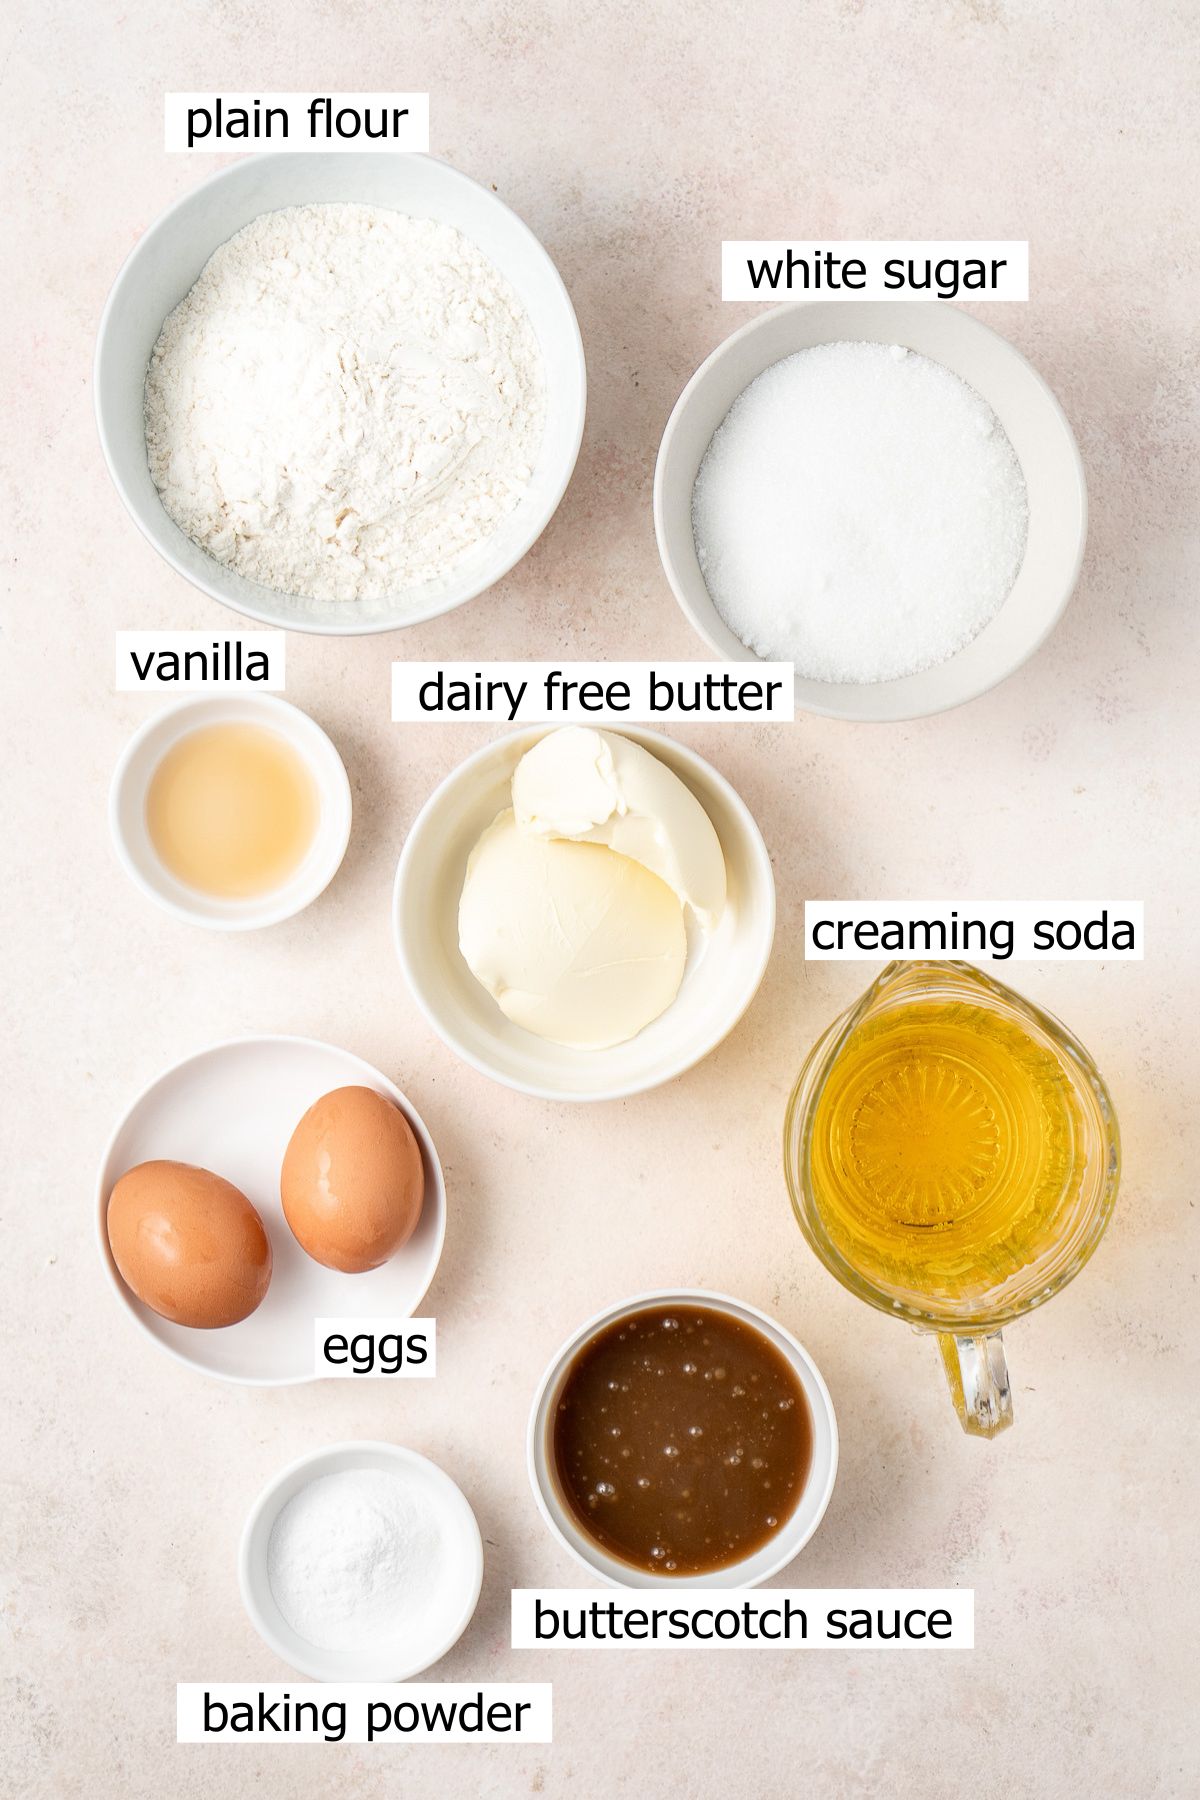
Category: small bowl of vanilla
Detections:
[{"x1": 109, "y1": 694, "x2": 352, "y2": 930}]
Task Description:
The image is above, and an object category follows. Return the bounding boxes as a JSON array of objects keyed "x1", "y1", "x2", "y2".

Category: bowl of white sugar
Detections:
[
  {"x1": 95, "y1": 154, "x2": 586, "y2": 634},
  {"x1": 654, "y1": 302, "x2": 1086, "y2": 721}
]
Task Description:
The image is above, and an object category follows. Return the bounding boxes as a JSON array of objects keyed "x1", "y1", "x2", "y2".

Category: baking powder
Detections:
[{"x1": 266, "y1": 1467, "x2": 442, "y2": 1655}]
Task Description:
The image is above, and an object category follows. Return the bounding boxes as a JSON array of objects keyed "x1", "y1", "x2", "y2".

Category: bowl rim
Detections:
[
  {"x1": 237, "y1": 1439, "x2": 484, "y2": 1679},
  {"x1": 107, "y1": 691, "x2": 353, "y2": 930},
  {"x1": 525, "y1": 1286, "x2": 839, "y2": 1589},
  {"x1": 653, "y1": 298, "x2": 1088, "y2": 722},
  {"x1": 391, "y1": 724, "x2": 777, "y2": 1102},
  {"x1": 93, "y1": 149, "x2": 587, "y2": 637},
  {"x1": 94, "y1": 1033, "x2": 448, "y2": 1387}
]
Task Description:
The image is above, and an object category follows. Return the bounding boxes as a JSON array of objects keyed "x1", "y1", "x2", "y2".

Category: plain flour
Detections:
[{"x1": 145, "y1": 203, "x2": 545, "y2": 604}]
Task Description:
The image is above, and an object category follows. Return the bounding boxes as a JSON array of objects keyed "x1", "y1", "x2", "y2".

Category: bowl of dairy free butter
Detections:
[{"x1": 393, "y1": 726, "x2": 776, "y2": 1101}]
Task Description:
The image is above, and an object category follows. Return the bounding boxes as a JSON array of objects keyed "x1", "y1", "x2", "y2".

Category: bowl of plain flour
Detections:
[{"x1": 95, "y1": 154, "x2": 585, "y2": 634}]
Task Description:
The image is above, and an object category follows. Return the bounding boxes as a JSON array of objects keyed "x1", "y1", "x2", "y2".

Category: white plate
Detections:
[
  {"x1": 239, "y1": 1441, "x2": 483, "y2": 1681},
  {"x1": 393, "y1": 727, "x2": 776, "y2": 1102},
  {"x1": 96, "y1": 1037, "x2": 446, "y2": 1384}
]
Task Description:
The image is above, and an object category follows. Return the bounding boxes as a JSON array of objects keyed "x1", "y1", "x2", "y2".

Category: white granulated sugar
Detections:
[
  {"x1": 266, "y1": 1467, "x2": 442, "y2": 1656},
  {"x1": 691, "y1": 342, "x2": 1029, "y2": 683},
  {"x1": 145, "y1": 203, "x2": 545, "y2": 605}
]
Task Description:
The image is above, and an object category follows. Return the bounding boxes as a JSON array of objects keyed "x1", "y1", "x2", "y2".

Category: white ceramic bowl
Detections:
[
  {"x1": 239, "y1": 1441, "x2": 483, "y2": 1680},
  {"x1": 655, "y1": 301, "x2": 1087, "y2": 721},
  {"x1": 527, "y1": 1288, "x2": 838, "y2": 1590},
  {"x1": 109, "y1": 693, "x2": 352, "y2": 930},
  {"x1": 393, "y1": 727, "x2": 776, "y2": 1101},
  {"x1": 96, "y1": 1035, "x2": 446, "y2": 1384},
  {"x1": 94, "y1": 152, "x2": 586, "y2": 635}
]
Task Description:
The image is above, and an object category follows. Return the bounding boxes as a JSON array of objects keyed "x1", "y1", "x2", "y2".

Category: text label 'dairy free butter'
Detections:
[{"x1": 392, "y1": 661, "x2": 794, "y2": 723}]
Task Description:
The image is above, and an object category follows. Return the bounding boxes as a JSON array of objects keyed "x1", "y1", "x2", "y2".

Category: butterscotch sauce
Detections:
[{"x1": 552, "y1": 1306, "x2": 812, "y2": 1575}]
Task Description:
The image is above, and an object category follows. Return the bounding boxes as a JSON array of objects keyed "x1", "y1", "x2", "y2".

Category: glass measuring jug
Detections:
[{"x1": 784, "y1": 962, "x2": 1120, "y2": 1437}]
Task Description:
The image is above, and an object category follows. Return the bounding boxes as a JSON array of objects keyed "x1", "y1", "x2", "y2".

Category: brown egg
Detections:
[
  {"x1": 281, "y1": 1085, "x2": 425, "y2": 1273},
  {"x1": 107, "y1": 1161, "x2": 272, "y2": 1328}
]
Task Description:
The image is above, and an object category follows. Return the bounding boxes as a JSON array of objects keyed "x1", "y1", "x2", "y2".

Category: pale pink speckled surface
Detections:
[{"x1": 4, "y1": 1, "x2": 1199, "y2": 1795}]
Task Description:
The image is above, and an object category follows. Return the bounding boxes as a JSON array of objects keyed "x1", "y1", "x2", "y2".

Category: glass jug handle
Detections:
[{"x1": 938, "y1": 1332, "x2": 1013, "y2": 1438}]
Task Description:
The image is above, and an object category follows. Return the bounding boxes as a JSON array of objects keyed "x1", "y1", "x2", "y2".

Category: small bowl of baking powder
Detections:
[
  {"x1": 239, "y1": 1441, "x2": 484, "y2": 1680},
  {"x1": 95, "y1": 153, "x2": 585, "y2": 635}
]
